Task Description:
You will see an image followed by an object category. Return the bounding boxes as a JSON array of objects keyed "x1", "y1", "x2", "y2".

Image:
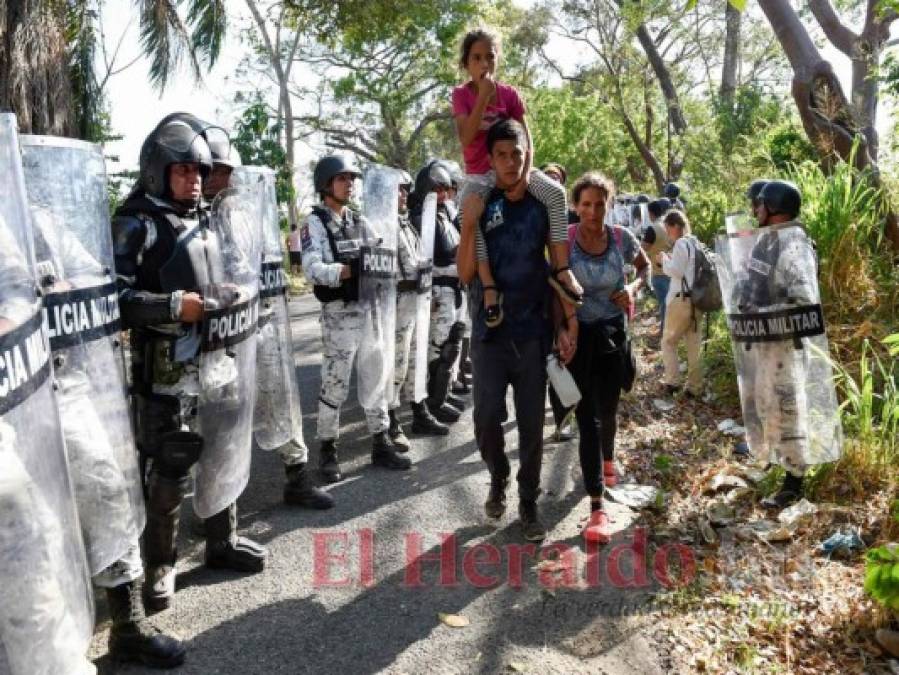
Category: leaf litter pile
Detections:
[{"x1": 610, "y1": 310, "x2": 897, "y2": 673}]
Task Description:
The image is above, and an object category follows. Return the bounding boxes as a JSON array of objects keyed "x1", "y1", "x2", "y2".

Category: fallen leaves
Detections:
[{"x1": 437, "y1": 612, "x2": 469, "y2": 628}]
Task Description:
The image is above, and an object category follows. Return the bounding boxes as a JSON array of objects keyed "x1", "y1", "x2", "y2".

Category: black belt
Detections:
[
  {"x1": 397, "y1": 280, "x2": 418, "y2": 293},
  {"x1": 433, "y1": 276, "x2": 459, "y2": 290}
]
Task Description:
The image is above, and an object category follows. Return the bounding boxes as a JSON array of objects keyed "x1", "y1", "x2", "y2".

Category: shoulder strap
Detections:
[{"x1": 311, "y1": 206, "x2": 340, "y2": 260}]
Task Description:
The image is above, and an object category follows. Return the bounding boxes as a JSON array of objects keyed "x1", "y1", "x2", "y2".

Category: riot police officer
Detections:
[
  {"x1": 729, "y1": 179, "x2": 842, "y2": 509},
  {"x1": 389, "y1": 170, "x2": 448, "y2": 445},
  {"x1": 112, "y1": 117, "x2": 267, "y2": 613},
  {"x1": 409, "y1": 161, "x2": 467, "y2": 425},
  {"x1": 302, "y1": 154, "x2": 411, "y2": 483}
]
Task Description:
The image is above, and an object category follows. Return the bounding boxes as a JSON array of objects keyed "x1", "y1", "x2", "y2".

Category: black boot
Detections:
[
  {"x1": 452, "y1": 378, "x2": 471, "y2": 395},
  {"x1": 445, "y1": 393, "x2": 467, "y2": 412},
  {"x1": 761, "y1": 472, "x2": 804, "y2": 510},
  {"x1": 143, "y1": 471, "x2": 190, "y2": 612},
  {"x1": 371, "y1": 431, "x2": 412, "y2": 470},
  {"x1": 484, "y1": 476, "x2": 508, "y2": 519},
  {"x1": 388, "y1": 409, "x2": 411, "y2": 452},
  {"x1": 410, "y1": 401, "x2": 449, "y2": 436},
  {"x1": 460, "y1": 337, "x2": 472, "y2": 376},
  {"x1": 107, "y1": 580, "x2": 186, "y2": 668},
  {"x1": 428, "y1": 401, "x2": 461, "y2": 424},
  {"x1": 319, "y1": 439, "x2": 343, "y2": 483},
  {"x1": 205, "y1": 503, "x2": 266, "y2": 573},
  {"x1": 284, "y1": 463, "x2": 334, "y2": 509}
]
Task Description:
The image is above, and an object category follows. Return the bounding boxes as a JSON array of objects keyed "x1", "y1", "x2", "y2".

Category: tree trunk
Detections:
[
  {"x1": 633, "y1": 23, "x2": 687, "y2": 135},
  {"x1": 0, "y1": 0, "x2": 75, "y2": 135},
  {"x1": 720, "y1": 1, "x2": 741, "y2": 111},
  {"x1": 758, "y1": 0, "x2": 899, "y2": 252}
]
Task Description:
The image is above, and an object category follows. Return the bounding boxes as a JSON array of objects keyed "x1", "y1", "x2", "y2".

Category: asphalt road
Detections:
[{"x1": 89, "y1": 293, "x2": 665, "y2": 675}]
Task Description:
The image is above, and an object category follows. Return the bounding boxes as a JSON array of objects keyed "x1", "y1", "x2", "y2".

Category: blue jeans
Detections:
[{"x1": 651, "y1": 274, "x2": 670, "y2": 333}]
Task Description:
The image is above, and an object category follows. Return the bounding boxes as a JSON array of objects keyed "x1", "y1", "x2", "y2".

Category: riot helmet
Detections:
[
  {"x1": 313, "y1": 154, "x2": 361, "y2": 199},
  {"x1": 397, "y1": 169, "x2": 413, "y2": 191},
  {"x1": 663, "y1": 182, "x2": 680, "y2": 200},
  {"x1": 139, "y1": 118, "x2": 213, "y2": 199},
  {"x1": 413, "y1": 160, "x2": 453, "y2": 196},
  {"x1": 648, "y1": 198, "x2": 672, "y2": 220},
  {"x1": 757, "y1": 180, "x2": 801, "y2": 220},
  {"x1": 746, "y1": 179, "x2": 770, "y2": 203}
]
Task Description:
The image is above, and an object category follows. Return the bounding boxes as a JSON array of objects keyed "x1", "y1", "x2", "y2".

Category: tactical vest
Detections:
[
  {"x1": 433, "y1": 206, "x2": 460, "y2": 269},
  {"x1": 310, "y1": 206, "x2": 363, "y2": 304},
  {"x1": 117, "y1": 195, "x2": 220, "y2": 294}
]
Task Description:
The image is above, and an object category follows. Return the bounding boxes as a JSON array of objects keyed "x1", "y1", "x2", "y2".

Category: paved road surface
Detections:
[{"x1": 90, "y1": 293, "x2": 666, "y2": 674}]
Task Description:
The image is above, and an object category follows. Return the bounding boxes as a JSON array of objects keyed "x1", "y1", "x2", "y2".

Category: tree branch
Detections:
[{"x1": 807, "y1": 0, "x2": 858, "y2": 56}]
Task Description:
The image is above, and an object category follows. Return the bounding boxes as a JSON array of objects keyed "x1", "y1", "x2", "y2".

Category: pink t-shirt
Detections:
[{"x1": 451, "y1": 81, "x2": 526, "y2": 175}]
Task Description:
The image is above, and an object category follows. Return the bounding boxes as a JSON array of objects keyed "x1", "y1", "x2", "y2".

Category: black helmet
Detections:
[
  {"x1": 636, "y1": 193, "x2": 651, "y2": 204},
  {"x1": 397, "y1": 169, "x2": 413, "y2": 190},
  {"x1": 648, "y1": 198, "x2": 672, "y2": 220},
  {"x1": 413, "y1": 160, "x2": 453, "y2": 196},
  {"x1": 153, "y1": 112, "x2": 236, "y2": 167},
  {"x1": 313, "y1": 154, "x2": 361, "y2": 195},
  {"x1": 663, "y1": 182, "x2": 680, "y2": 199},
  {"x1": 139, "y1": 118, "x2": 213, "y2": 198},
  {"x1": 758, "y1": 180, "x2": 801, "y2": 219},
  {"x1": 746, "y1": 179, "x2": 770, "y2": 203}
]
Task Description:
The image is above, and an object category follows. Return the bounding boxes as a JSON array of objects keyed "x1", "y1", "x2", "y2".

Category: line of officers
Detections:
[{"x1": 0, "y1": 111, "x2": 471, "y2": 673}]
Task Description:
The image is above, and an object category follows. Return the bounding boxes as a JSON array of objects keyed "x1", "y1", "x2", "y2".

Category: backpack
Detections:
[{"x1": 685, "y1": 236, "x2": 722, "y2": 312}]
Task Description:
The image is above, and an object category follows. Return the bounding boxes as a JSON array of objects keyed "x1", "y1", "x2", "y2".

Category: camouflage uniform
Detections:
[
  {"x1": 301, "y1": 206, "x2": 389, "y2": 439},
  {"x1": 738, "y1": 221, "x2": 818, "y2": 475},
  {"x1": 391, "y1": 212, "x2": 421, "y2": 409}
]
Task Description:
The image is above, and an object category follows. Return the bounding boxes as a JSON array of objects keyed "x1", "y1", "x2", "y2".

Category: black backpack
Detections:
[{"x1": 684, "y1": 236, "x2": 722, "y2": 312}]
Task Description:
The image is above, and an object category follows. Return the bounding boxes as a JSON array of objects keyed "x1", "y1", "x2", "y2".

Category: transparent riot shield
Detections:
[
  {"x1": 233, "y1": 166, "x2": 302, "y2": 451},
  {"x1": 19, "y1": 134, "x2": 145, "y2": 576},
  {"x1": 715, "y1": 223, "x2": 842, "y2": 471},
  {"x1": 195, "y1": 187, "x2": 261, "y2": 519},
  {"x1": 414, "y1": 193, "x2": 438, "y2": 402},
  {"x1": 0, "y1": 113, "x2": 95, "y2": 675},
  {"x1": 725, "y1": 212, "x2": 755, "y2": 234},
  {"x1": 357, "y1": 166, "x2": 399, "y2": 409}
]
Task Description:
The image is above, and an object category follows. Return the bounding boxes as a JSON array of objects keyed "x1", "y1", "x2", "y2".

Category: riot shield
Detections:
[
  {"x1": 233, "y1": 166, "x2": 302, "y2": 451},
  {"x1": 715, "y1": 223, "x2": 842, "y2": 471},
  {"x1": 414, "y1": 193, "x2": 438, "y2": 403},
  {"x1": 725, "y1": 212, "x2": 755, "y2": 234},
  {"x1": 0, "y1": 113, "x2": 94, "y2": 675},
  {"x1": 194, "y1": 187, "x2": 261, "y2": 519},
  {"x1": 357, "y1": 166, "x2": 399, "y2": 409},
  {"x1": 19, "y1": 134, "x2": 145, "y2": 576}
]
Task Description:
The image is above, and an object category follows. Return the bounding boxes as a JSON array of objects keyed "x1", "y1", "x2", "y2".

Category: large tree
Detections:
[{"x1": 1, "y1": 0, "x2": 227, "y2": 138}]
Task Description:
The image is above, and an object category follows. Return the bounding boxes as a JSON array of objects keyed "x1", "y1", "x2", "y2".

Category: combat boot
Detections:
[
  {"x1": 107, "y1": 580, "x2": 186, "y2": 668},
  {"x1": 518, "y1": 499, "x2": 546, "y2": 542},
  {"x1": 428, "y1": 401, "x2": 461, "y2": 424},
  {"x1": 387, "y1": 409, "x2": 411, "y2": 452},
  {"x1": 143, "y1": 472, "x2": 190, "y2": 612},
  {"x1": 205, "y1": 503, "x2": 266, "y2": 573},
  {"x1": 410, "y1": 401, "x2": 449, "y2": 436},
  {"x1": 284, "y1": 463, "x2": 334, "y2": 509},
  {"x1": 372, "y1": 431, "x2": 412, "y2": 470},
  {"x1": 445, "y1": 393, "x2": 467, "y2": 412},
  {"x1": 319, "y1": 439, "x2": 343, "y2": 483},
  {"x1": 761, "y1": 472, "x2": 804, "y2": 510}
]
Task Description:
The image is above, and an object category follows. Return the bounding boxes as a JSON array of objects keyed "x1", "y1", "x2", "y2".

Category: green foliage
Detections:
[
  {"x1": 788, "y1": 154, "x2": 885, "y2": 258},
  {"x1": 765, "y1": 124, "x2": 817, "y2": 172},
  {"x1": 865, "y1": 517, "x2": 899, "y2": 611},
  {"x1": 232, "y1": 95, "x2": 295, "y2": 209},
  {"x1": 527, "y1": 86, "x2": 631, "y2": 187},
  {"x1": 830, "y1": 335, "x2": 899, "y2": 459}
]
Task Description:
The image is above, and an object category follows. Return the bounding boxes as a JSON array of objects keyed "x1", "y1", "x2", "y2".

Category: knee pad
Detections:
[{"x1": 154, "y1": 431, "x2": 203, "y2": 477}]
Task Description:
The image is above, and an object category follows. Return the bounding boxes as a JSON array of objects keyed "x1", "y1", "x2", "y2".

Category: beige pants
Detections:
[{"x1": 661, "y1": 295, "x2": 702, "y2": 395}]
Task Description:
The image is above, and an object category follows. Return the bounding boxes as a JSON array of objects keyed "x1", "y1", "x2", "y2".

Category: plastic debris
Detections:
[
  {"x1": 705, "y1": 473, "x2": 749, "y2": 494},
  {"x1": 604, "y1": 483, "x2": 659, "y2": 510},
  {"x1": 777, "y1": 498, "x2": 818, "y2": 526},
  {"x1": 716, "y1": 419, "x2": 747, "y2": 437},
  {"x1": 653, "y1": 399, "x2": 675, "y2": 412},
  {"x1": 819, "y1": 531, "x2": 865, "y2": 558}
]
